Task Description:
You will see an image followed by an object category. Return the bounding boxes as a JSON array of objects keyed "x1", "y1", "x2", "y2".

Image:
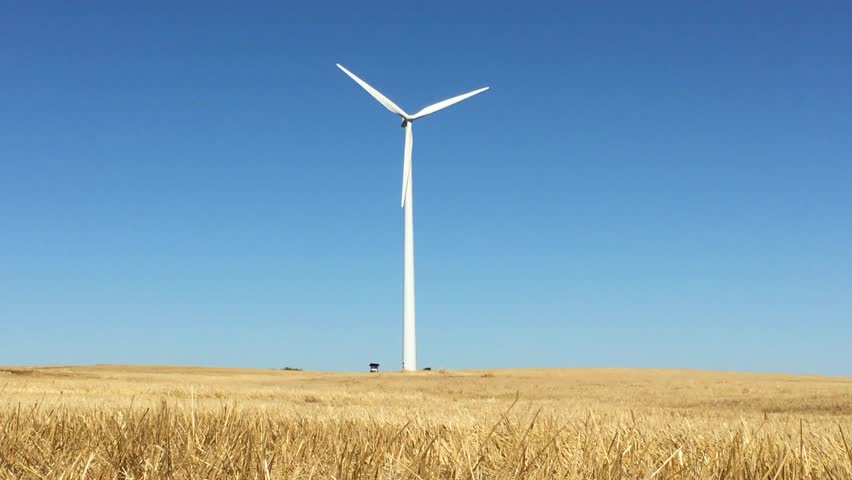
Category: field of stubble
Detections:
[{"x1": 1, "y1": 366, "x2": 850, "y2": 479}]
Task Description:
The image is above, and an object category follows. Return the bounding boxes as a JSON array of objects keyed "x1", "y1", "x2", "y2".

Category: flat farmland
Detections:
[{"x1": 1, "y1": 366, "x2": 850, "y2": 479}]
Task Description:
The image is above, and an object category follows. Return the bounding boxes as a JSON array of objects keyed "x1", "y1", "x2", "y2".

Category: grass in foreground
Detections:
[{"x1": 1, "y1": 366, "x2": 851, "y2": 479}]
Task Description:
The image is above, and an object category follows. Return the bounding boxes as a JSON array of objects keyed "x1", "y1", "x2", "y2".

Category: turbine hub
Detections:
[{"x1": 401, "y1": 118, "x2": 409, "y2": 128}]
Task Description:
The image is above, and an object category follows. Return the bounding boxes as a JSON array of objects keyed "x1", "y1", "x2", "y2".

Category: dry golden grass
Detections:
[{"x1": 1, "y1": 365, "x2": 851, "y2": 479}]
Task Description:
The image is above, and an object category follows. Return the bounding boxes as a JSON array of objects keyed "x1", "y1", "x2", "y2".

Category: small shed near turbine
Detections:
[{"x1": 369, "y1": 363, "x2": 380, "y2": 373}]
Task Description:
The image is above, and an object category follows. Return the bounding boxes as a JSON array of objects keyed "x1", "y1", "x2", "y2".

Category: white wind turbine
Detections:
[{"x1": 337, "y1": 64, "x2": 489, "y2": 371}]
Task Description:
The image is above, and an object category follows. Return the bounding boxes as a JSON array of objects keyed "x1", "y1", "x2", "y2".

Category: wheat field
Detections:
[{"x1": 1, "y1": 366, "x2": 850, "y2": 479}]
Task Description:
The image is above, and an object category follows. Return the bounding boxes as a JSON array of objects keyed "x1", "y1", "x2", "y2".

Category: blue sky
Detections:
[{"x1": 1, "y1": 3, "x2": 850, "y2": 376}]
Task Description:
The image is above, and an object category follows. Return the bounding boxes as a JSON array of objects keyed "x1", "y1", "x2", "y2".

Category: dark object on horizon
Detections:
[
  {"x1": 369, "y1": 363, "x2": 380, "y2": 373},
  {"x1": 281, "y1": 367, "x2": 303, "y2": 371},
  {"x1": 423, "y1": 367, "x2": 432, "y2": 371}
]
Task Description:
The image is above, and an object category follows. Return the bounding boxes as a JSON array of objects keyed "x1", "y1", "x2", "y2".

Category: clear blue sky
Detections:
[{"x1": 2, "y1": 3, "x2": 850, "y2": 376}]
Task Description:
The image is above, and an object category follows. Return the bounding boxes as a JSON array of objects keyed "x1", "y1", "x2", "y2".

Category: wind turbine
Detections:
[{"x1": 336, "y1": 64, "x2": 489, "y2": 372}]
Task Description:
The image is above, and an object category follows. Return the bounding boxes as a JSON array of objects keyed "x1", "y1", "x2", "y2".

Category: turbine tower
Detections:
[{"x1": 337, "y1": 64, "x2": 489, "y2": 371}]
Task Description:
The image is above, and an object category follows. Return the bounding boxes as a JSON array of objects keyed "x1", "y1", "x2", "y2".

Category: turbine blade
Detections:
[
  {"x1": 411, "y1": 86, "x2": 489, "y2": 120},
  {"x1": 401, "y1": 123, "x2": 413, "y2": 207},
  {"x1": 336, "y1": 64, "x2": 409, "y2": 118}
]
